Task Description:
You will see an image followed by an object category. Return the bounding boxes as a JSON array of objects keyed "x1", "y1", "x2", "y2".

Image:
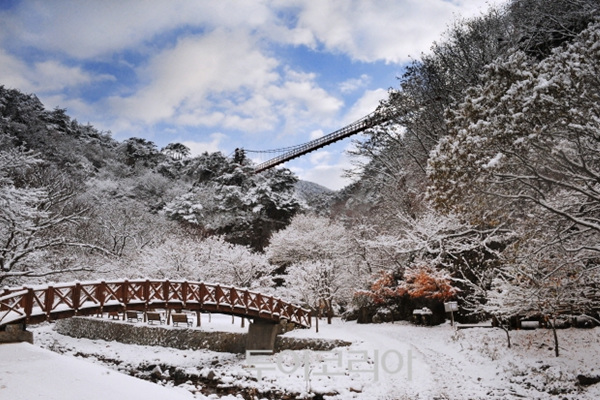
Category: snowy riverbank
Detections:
[{"x1": 2, "y1": 316, "x2": 600, "y2": 399}]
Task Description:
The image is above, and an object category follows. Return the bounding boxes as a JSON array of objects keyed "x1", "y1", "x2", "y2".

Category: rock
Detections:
[
  {"x1": 577, "y1": 374, "x2": 600, "y2": 386},
  {"x1": 171, "y1": 368, "x2": 188, "y2": 385},
  {"x1": 341, "y1": 308, "x2": 358, "y2": 322},
  {"x1": 150, "y1": 365, "x2": 163, "y2": 380},
  {"x1": 206, "y1": 369, "x2": 217, "y2": 381}
]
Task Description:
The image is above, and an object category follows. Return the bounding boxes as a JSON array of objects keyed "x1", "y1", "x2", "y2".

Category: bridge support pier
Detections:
[
  {"x1": 246, "y1": 320, "x2": 279, "y2": 352},
  {"x1": 0, "y1": 323, "x2": 34, "y2": 344}
]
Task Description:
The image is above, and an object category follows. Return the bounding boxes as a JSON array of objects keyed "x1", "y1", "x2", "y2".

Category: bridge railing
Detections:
[
  {"x1": 0, "y1": 280, "x2": 311, "y2": 328},
  {"x1": 253, "y1": 108, "x2": 393, "y2": 172}
]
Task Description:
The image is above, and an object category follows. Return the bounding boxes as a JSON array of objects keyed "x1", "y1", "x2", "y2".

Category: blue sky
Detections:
[{"x1": 0, "y1": 0, "x2": 503, "y2": 190}]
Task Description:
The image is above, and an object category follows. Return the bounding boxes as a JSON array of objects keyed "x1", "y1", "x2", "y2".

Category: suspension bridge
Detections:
[{"x1": 247, "y1": 107, "x2": 394, "y2": 173}]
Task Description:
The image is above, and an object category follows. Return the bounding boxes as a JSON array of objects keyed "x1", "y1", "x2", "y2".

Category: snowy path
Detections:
[
  {"x1": 283, "y1": 320, "x2": 470, "y2": 399},
  {"x1": 286, "y1": 321, "x2": 436, "y2": 398}
]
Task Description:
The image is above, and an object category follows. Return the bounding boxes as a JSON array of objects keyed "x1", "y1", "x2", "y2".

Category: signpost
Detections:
[{"x1": 444, "y1": 301, "x2": 458, "y2": 326}]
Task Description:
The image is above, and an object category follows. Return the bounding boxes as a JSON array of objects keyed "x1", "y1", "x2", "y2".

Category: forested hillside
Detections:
[
  {"x1": 2, "y1": 0, "x2": 599, "y2": 341},
  {"x1": 341, "y1": 0, "x2": 600, "y2": 334},
  {"x1": 0, "y1": 87, "x2": 300, "y2": 287}
]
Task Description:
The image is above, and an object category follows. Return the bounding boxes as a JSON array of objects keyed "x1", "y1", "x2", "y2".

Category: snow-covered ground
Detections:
[{"x1": 2, "y1": 315, "x2": 600, "y2": 399}]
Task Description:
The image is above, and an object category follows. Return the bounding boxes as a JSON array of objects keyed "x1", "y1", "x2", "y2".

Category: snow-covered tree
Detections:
[
  {"x1": 0, "y1": 142, "x2": 108, "y2": 285},
  {"x1": 280, "y1": 259, "x2": 351, "y2": 324},
  {"x1": 353, "y1": 206, "x2": 508, "y2": 317},
  {"x1": 198, "y1": 236, "x2": 274, "y2": 289},
  {"x1": 267, "y1": 214, "x2": 359, "y2": 269},
  {"x1": 429, "y1": 21, "x2": 600, "y2": 238},
  {"x1": 118, "y1": 137, "x2": 163, "y2": 168},
  {"x1": 165, "y1": 154, "x2": 299, "y2": 250},
  {"x1": 505, "y1": 0, "x2": 598, "y2": 59},
  {"x1": 161, "y1": 142, "x2": 190, "y2": 160},
  {"x1": 426, "y1": 22, "x2": 600, "y2": 330},
  {"x1": 268, "y1": 214, "x2": 367, "y2": 320},
  {"x1": 485, "y1": 240, "x2": 599, "y2": 356},
  {"x1": 125, "y1": 234, "x2": 274, "y2": 290}
]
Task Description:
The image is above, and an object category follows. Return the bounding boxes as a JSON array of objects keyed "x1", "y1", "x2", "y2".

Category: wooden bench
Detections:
[
  {"x1": 147, "y1": 311, "x2": 165, "y2": 325},
  {"x1": 108, "y1": 311, "x2": 121, "y2": 320},
  {"x1": 126, "y1": 311, "x2": 141, "y2": 322},
  {"x1": 171, "y1": 313, "x2": 193, "y2": 327}
]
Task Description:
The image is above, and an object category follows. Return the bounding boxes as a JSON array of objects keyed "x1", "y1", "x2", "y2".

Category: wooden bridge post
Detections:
[
  {"x1": 96, "y1": 282, "x2": 106, "y2": 317},
  {"x1": 143, "y1": 279, "x2": 150, "y2": 302},
  {"x1": 0, "y1": 288, "x2": 8, "y2": 314},
  {"x1": 182, "y1": 281, "x2": 188, "y2": 309},
  {"x1": 23, "y1": 288, "x2": 33, "y2": 323},
  {"x1": 45, "y1": 286, "x2": 54, "y2": 318},
  {"x1": 72, "y1": 282, "x2": 81, "y2": 313},
  {"x1": 143, "y1": 280, "x2": 150, "y2": 322},
  {"x1": 163, "y1": 280, "x2": 170, "y2": 303},
  {"x1": 121, "y1": 280, "x2": 129, "y2": 305},
  {"x1": 229, "y1": 287, "x2": 236, "y2": 324},
  {"x1": 2, "y1": 288, "x2": 36, "y2": 344},
  {"x1": 163, "y1": 280, "x2": 171, "y2": 325}
]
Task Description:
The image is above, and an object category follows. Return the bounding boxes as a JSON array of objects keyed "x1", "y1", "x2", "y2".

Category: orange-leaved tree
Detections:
[
  {"x1": 398, "y1": 265, "x2": 456, "y2": 301},
  {"x1": 354, "y1": 270, "x2": 403, "y2": 305}
]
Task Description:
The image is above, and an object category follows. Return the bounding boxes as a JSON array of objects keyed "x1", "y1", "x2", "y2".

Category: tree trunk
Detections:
[
  {"x1": 500, "y1": 324, "x2": 511, "y2": 348},
  {"x1": 550, "y1": 316, "x2": 559, "y2": 357}
]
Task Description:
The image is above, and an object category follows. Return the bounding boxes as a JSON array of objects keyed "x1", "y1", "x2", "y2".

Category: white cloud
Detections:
[
  {"x1": 2, "y1": 0, "x2": 506, "y2": 67},
  {"x1": 309, "y1": 150, "x2": 332, "y2": 165},
  {"x1": 2, "y1": 1, "x2": 275, "y2": 59},
  {"x1": 339, "y1": 74, "x2": 371, "y2": 93},
  {"x1": 107, "y1": 32, "x2": 343, "y2": 141},
  {"x1": 291, "y1": 0, "x2": 506, "y2": 63},
  {"x1": 266, "y1": 69, "x2": 343, "y2": 135},
  {"x1": 309, "y1": 129, "x2": 324, "y2": 140},
  {"x1": 108, "y1": 29, "x2": 280, "y2": 124},
  {"x1": 343, "y1": 88, "x2": 388, "y2": 124},
  {"x1": 0, "y1": 49, "x2": 32, "y2": 91},
  {"x1": 0, "y1": 50, "x2": 112, "y2": 94},
  {"x1": 182, "y1": 133, "x2": 226, "y2": 156},
  {"x1": 34, "y1": 60, "x2": 114, "y2": 92},
  {"x1": 301, "y1": 163, "x2": 353, "y2": 191}
]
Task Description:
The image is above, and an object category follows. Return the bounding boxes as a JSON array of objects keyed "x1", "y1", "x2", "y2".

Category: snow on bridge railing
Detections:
[{"x1": 0, "y1": 280, "x2": 311, "y2": 328}]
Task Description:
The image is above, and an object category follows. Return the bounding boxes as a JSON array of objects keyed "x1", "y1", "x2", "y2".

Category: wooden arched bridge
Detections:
[{"x1": 0, "y1": 280, "x2": 311, "y2": 329}]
